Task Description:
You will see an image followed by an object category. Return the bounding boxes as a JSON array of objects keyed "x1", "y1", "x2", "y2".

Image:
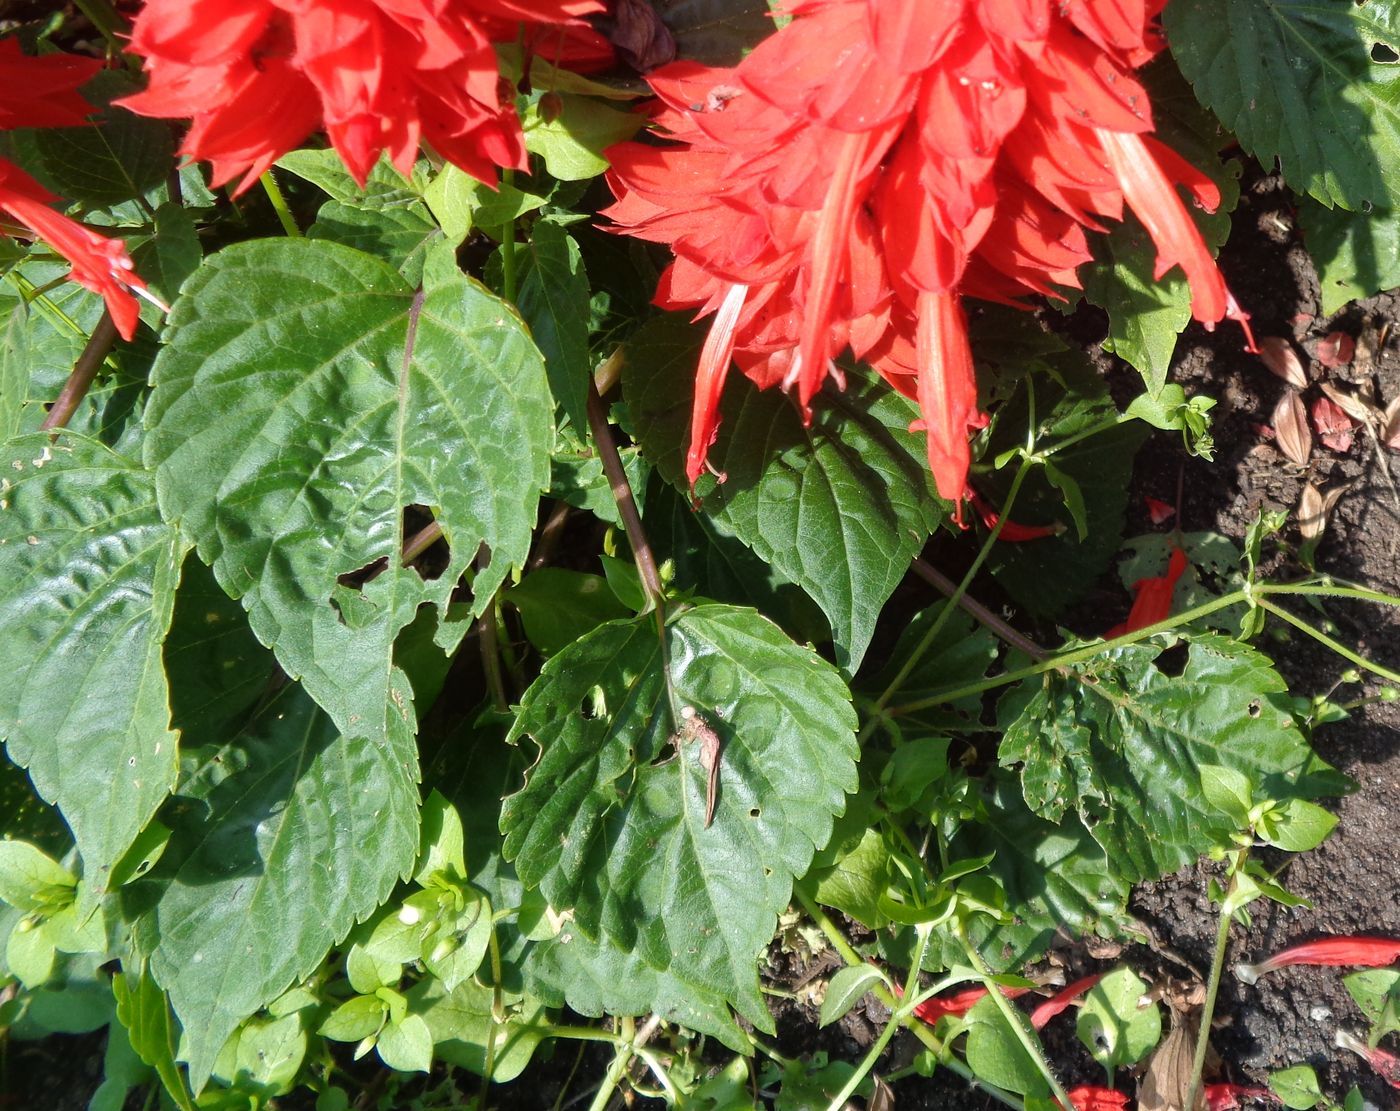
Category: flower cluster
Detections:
[
  {"x1": 119, "y1": 0, "x2": 608, "y2": 195},
  {"x1": 0, "y1": 39, "x2": 151, "y2": 340},
  {"x1": 603, "y1": 0, "x2": 1256, "y2": 514}
]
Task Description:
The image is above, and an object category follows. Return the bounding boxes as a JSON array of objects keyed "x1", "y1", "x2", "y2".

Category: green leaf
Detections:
[
  {"x1": 526, "y1": 925, "x2": 748, "y2": 1050},
  {"x1": 129, "y1": 683, "x2": 420, "y2": 1093},
  {"x1": 514, "y1": 218, "x2": 591, "y2": 435},
  {"x1": 808, "y1": 827, "x2": 892, "y2": 930},
  {"x1": 1299, "y1": 197, "x2": 1400, "y2": 316},
  {"x1": 963, "y1": 995, "x2": 1047, "y2": 1097},
  {"x1": 275, "y1": 150, "x2": 425, "y2": 208},
  {"x1": 820, "y1": 965, "x2": 885, "y2": 1028},
  {"x1": 1342, "y1": 969, "x2": 1400, "y2": 1037},
  {"x1": 1259, "y1": 798, "x2": 1337, "y2": 853},
  {"x1": 319, "y1": 995, "x2": 386, "y2": 1042},
  {"x1": 0, "y1": 432, "x2": 182, "y2": 904},
  {"x1": 162, "y1": 555, "x2": 275, "y2": 743},
  {"x1": 423, "y1": 166, "x2": 547, "y2": 242},
  {"x1": 112, "y1": 965, "x2": 197, "y2": 1111},
  {"x1": 501, "y1": 603, "x2": 857, "y2": 1026},
  {"x1": 981, "y1": 357, "x2": 1147, "y2": 618},
  {"x1": 6, "y1": 918, "x2": 56, "y2": 986},
  {"x1": 145, "y1": 240, "x2": 551, "y2": 747},
  {"x1": 504, "y1": 569, "x2": 630, "y2": 657},
  {"x1": 414, "y1": 790, "x2": 466, "y2": 886},
  {"x1": 308, "y1": 201, "x2": 439, "y2": 284},
  {"x1": 1270, "y1": 1064, "x2": 1323, "y2": 1110},
  {"x1": 210, "y1": 1011, "x2": 307, "y2": 1098},
  {"x1": 132, "y1": 203, "x2": 202, "y2": 308},
  {"x1": 1199, "y1": 763, "x2": 1253, "y2": 824},
  {"x1": 1075, "y1": 968, "x2": 1160, "y2": 1072},
  {"x1": 522, "y1": 95, "x2": 642, "y2": 180},
  {"x1": 1078, "y1": 55, "x2": 1240, "y2": 394},
  {"x1": 7, "y1": 71, "x2": 172, "y2": 208},
  {"x1": 626, "y1": 314, "x2": 944, "y2": 670},
  {"x1": 1164, "y1": 0, "x2": 1400, "y2": 210},
  {"x1": 408, "y1": 976, "x2": 548, "y2": 1083},
  {"x1": 376, "y1": 1012, "x2": 433, "y2": 1073},
  {"x1": 999, "y1": 634, "x2": 1347, "y2": 884},
  {"x1": 0, "y1": 840, "x2": 74, "y2": 912}
]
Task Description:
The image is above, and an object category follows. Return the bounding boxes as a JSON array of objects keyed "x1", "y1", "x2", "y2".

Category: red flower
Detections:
[
  {"x1": 908, "y1": 983, "x2": 1033, "y2": 1025},
  {"x1": 0, "y1": 40, "x2": 151, "y2": 339},
  {"x1": 1030, "y1": 973, "x2": 1103, "y2": 1029},
  {"x1": 604, "y1": 0, "x2": 1252, "y2": 512},
  {"x1": 1234, "y1": 936, "x2": 1400, "y2": 985},
  {"x1": 966, "y1": 485, "x2": 1063, "y2": 541},
  {"x1": 1062, "y1": 1085, "x2": 1130, "y2": 1111},
  {"x1": 1144, "y1": 496, "x2": 1176, "y2": 525},
  {"x1": 120, "y1": 0, "x2": 606, "y2": 194},
  {"x1": 1106, "y1": 545, "x2": 1187, "y2": 638}
]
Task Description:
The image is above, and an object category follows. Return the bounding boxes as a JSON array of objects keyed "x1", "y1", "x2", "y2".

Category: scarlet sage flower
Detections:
[
  {"x1": 966, "y1": 486, "x2": 1062, "y2": 541},
  {"x1": 603, "y1": 0, "x2": 1254, "y2": 517},
  {"x1": 0, "y1": 39, "x2": 152, "y2": 340},
  {"x1": 908, "y1": 983, "x2": 1032, "y2": 1025},
  {"x1": 1106, "y1": 545, "x2": 1187, "y2": 638},
  {"x1": 119, "y1": 0, "x2": 606, "y2": 194},
  {"x1": 1234, "y1": 936, "x2": 1400, "y2": 985}
]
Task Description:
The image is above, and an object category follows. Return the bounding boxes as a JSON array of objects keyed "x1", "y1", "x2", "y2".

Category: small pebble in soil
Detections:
[{"x1": 1309, "y1": 1005, "x2": 1333, "y2": 1022}]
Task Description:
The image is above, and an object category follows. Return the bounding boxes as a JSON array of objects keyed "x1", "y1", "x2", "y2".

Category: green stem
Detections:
[
  {"x1": 1257, "y1": 598, "x2": 1400, "y2": 684},
  {"x1": 873, "y1": 459, "x2": 1033, "y2": 718},
  {"x1": 501, "y1": 169, "x2": 519, "y2": 304},
  {"x1": 1038, "y1": 413, "x2": 1126, "y2": 459},
  {"x1": 1185, "y1": 854, "x2": 1245, "y2": 1111},
  {"x1": 957, "y1": 922, "x2": 1072, "y2": 1111},
  {"x1": 587, "y1": 1017, "x2": 636, "y2": 1111},
  {"x1": 260, "y1": 172, "x2": 302, "y2": 238},
  {"x1": 824, "y1": 925, "x2": 932, "y2": 1111},
  {"x1": 795, "y1": 888, "x2": 1024, "y2": 1110}
]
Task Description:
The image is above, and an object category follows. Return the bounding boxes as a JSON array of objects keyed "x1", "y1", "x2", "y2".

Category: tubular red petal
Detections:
[
  {"x1": 685, "y1": 282, "x2": 749, "y2": 488},
  {"x1": 1030, "y1": 973, "x2": 1104, "y2": 1028},
  {"x1": 1236, "y1": 936, "x2": 1400, "y2": 984},
  {"x1": 914, "y1": 291, "x2": 987, "y2": 514}
]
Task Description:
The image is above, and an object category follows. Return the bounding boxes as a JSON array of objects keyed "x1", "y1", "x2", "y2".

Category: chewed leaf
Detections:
[
  {"x1": 145, "y1": 239, "x2": 551, "y2": 746},
  {"x1": 500, "y1": 603, "x2": 857, "y2": 1027}
]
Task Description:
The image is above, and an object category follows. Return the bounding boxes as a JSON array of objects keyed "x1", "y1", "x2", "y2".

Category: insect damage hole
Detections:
[{"x1": 401, "y1": 504, "x2": 448, "y2": 581}]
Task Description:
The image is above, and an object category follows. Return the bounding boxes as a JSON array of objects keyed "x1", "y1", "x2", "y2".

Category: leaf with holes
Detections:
[
  {"x1": 129, "y1": 681, "x2": 420, "y2": 1094},
  {"x1": 0, "y1": 432, "x2": 182, "y2": 906},
  {"x1": 144, "y1": 240, "x2": 552, "y2": 746},
  {"x1": 1165, "y1": 0, "x2": 1400, "y2": 210},
  {"x1": 625, "y1": 314, "x2": 944, "y2": 671},
  {"x1": 998, "y1": 634, "x2": 1349, "y2": 884},
  {"x1": 500, "y1": 603, "x2": 857, "y2": 1027}
]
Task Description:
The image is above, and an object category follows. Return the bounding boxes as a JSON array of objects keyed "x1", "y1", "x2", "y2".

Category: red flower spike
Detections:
[
  {"x1": 1335, "y1": 1030, "x2": 1400, "y2": 1090},
  {"x1": 120, "y1": 0, "x2": 606, "y2": 195},
  {"x1": 1235, "y1": 936, "x2": 1400, "y2": 984},
  {"x1": 1204, "y1": 1083, "x2": 1281, "y2": 1110},
  {"x1": 1061, "y1": 1085, "x2": 1130, "y2": 1111},
  {"x1": 1106, "y1": 545, "x2": 1187, "y2": 638},
  {"x1": 602, "y1": 0, "x2": 1252, "y2": 498},
  {"x1": 0, "y1": 38, "x2": 102, "y2": 129},
  {"x1": 1144, "y1": 495, "x2": 1176, "y2": 525},
  {"x1": 1030, "y1": 973, "x2": 1103, "y2": 1029}
]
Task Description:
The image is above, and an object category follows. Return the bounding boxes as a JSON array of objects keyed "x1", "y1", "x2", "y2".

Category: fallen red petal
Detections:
[
  {"x1": 1107, "y1": 545, "x2": 1188, "y2": 638},
  {"x1": 1144, "y1": 495, "x2": 1176, "y2": 525},
  {"x1": 1205, "y1": 1082, "x2": 1281, "y2": 1110},
  {"x1": 1061, "y1": 1085, "x2": 1130, "y2": 1111},
  {"x1": 1030, "y1": 973, "x2": 1103, "y2": 1029},
  {"x1": 1315, "y1": 331, "x2": 1355, "y2": 369},
  {"x1": 1311, "y1": 395, "x2": 1356, "y2": 454},
  {"x1": 1235, "y1": 935, "x2": 1400, "y2": 984},
  {"x1": 1335, "y1": 1030, "x2": 1400, "y2": 1090}
]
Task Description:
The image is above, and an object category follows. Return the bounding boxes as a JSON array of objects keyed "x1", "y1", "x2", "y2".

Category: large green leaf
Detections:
[
  {"x1": 0, "y1": 432, "x2": 182, "y2": 902},
  {"x1": 500, "y1": 603, "x2": 857, "y2": 1026},
  {"x1": 1164, "y1": 0, "x2": 1400, "y2": 210},
  {"x1": 145, "y1": 240, "x2": 552, "y2": 744},
  {"x1": 998, "y1": 634, "x2": 1347, "y2": 884},
  {"x1": 625, "y1": 314, "x2": 945, "y2": 671},
  {"x1": 513, "y1": 218, "x2": 591, "y2": 436},
  {"x1": 128, "y1": 682, "x2": 420, "y2": 1094},
  {"x1": 1300, "y1": 196, "x2": 1400, "y2": 316},
  {"x1": 1079, "y1": 57, "x2": 1241, "y2": 394},
  {"x1": 526, "y1": 926, "x2": 748, "y2": 1050}
]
